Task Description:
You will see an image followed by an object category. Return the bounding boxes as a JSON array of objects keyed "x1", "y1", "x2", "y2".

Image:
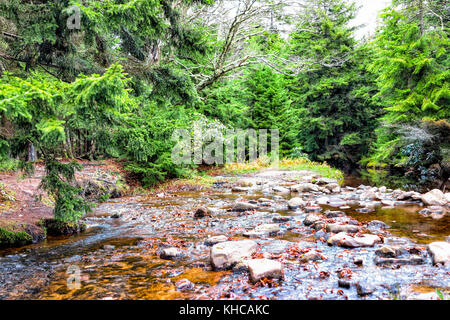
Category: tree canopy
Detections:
[{"x1": 1, "y1": 0, "x2": 448, "y2": 222}]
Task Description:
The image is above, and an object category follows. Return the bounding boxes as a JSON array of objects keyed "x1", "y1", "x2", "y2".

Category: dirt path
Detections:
[{"x1": 0, "y1": 160, "x2": 127, "y2": 243}]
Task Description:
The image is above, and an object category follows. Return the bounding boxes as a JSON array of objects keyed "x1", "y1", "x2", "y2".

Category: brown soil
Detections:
[{"x1": 0, "y1": 159, "x2": 126, "y2": 236}]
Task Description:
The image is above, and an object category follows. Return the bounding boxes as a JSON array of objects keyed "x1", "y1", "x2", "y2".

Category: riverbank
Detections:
[
  {"x1": 0, "y1": 160, "x2": 129, "y2": 248},
  {"x1": 0, "y1": 166, "x2": 449, "y2": 300}
]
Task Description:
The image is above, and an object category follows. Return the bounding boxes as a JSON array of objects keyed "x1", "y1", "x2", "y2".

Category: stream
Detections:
[{"x1": 0, "y1": 170, "x2": 449, "y2": 300}]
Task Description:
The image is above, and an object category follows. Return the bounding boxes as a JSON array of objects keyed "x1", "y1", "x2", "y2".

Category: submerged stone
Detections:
[
  {"x1": 288, "y1": 197, "x2": 305, "y2": 209},
  {"x1": 244, "y1": 224, "x2": 281, "y2": 238},
  {"x1": 204, "y1": 235, "x2": 228, "y2": 246},
  {"x1": 374, "y1": 255, "x2": 425, "y2": 266},
  {"x1": 299, "y1": 250, "x2": 324, "y2": 263},
  {"x1": 327, "y1": 232, "x2": 382, "y2": 248},
  {"x1": 303, "y1": 214, "x2": 320, "y2": 226},
  {"x1": 232, "y1": 202, "x2": 258, "y2": 212},
  {"x1": 356, "y1": 282, "x2": 376, "y2": 296},
  {"x1": 326, "y1": 223, "x2": 359, "y2": 234}
]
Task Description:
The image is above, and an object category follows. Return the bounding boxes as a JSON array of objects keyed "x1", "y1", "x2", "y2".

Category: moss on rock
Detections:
[
  {"x1": 43, "y1": 218, "x2": 87, "y2": 236},
  {"x1": 0, "y1": 220, "x2": 46, "y2": 248},
  {"x1": 0, "y1": 226, "x2": 33, "y2": 248}
]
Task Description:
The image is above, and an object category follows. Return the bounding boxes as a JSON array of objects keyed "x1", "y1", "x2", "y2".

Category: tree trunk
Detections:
[
  {"x1": 27, "y1": 141, "x2": 37, "y2": 162},
  {"x1": 419, "y1": 0, "x2": 424, "y2": 36}
]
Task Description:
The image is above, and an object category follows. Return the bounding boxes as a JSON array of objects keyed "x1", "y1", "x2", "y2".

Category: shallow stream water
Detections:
[{"x1": 0, "y1": 170, "x2": 449, "y2": 300}]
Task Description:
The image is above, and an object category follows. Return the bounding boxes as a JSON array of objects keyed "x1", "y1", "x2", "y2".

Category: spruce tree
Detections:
[{"x1": 285, "y1": 0, "x2": 381, "y2": 169}]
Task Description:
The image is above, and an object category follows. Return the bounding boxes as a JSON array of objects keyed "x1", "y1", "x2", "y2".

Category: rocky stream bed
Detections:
[{"x1": 0, "y1": 169, "x2": 449, "y2": 300}]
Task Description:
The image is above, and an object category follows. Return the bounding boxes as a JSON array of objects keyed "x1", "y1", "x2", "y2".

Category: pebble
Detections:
[
  {"x1": 175, "y1": 279, "x2": 194, "y2": 292},
  {"x1": 232, "y1": 202, "x2": 258, "y2": 212},
  {"x1": 356, "y1": 282, "x2": 376, "y2": 296},
  {"x1": 159, "y1": 247, "x2": 184, "y2": 260},
  {"x1": 204, "y1": 235, "x2": 228, "y2": 246},
  {"x1": 303, "y1": 214, "x2": 320, "y2": 226}
]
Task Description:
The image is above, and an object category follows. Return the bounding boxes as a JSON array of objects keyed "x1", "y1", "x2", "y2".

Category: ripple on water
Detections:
[{"x1": 0, "y1": 173, "x2": 449, "y2": 300}]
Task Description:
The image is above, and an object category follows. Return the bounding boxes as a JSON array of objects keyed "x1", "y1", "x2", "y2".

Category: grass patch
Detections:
[
  {"x1": 223, "y1": 156, "x2": 272, "y2": 175},
  {"x1": 0, "y1": 158, "x2": 20, "y2": 173},
  {"x1": 149, "y1": 174, "x2": 218, "y2": 194},
  {"x1": 278, "y1": 158, "x2": 344, "y2": 182},
  {"x1": 0, "y1": 220, "x2": 34, "y2": 248},
  {"x1": 222, "y1": 156, "x2": 343, "y2": 182},
  {"x1": 0, "y1": 227, "x2": 33, "y2": 248}
]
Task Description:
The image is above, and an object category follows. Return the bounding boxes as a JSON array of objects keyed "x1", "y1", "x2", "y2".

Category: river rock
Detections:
[
  {"x1": 316, "y1": 177, "x2": 337, "y2": 185},
  {"x1": 232, "y1": 202, "x2": 258, "y2": 212},
  {"x1": 273, "y1": 186, "x2": 290, "y2": 193},
  {"x1": 324, "y1": 210, "x2": 345, "y2": 218},
  {"x1": 291, "y1": 183, "x2": 319, "y2": 193},
  {"x1": 232, "y1": 261, "x2": 249, "y2": 273},
  {"x1": 357, "y1": 207, "x2": 374, "y2": 213},
  {"x1": 381, "y1": 199, "x2": 395, "y2": 206},
  {"x1": 299, "y1": 175, "x2": 314, "y2": 183},
  {"x1": 314, "y1": 229, "x2": 329, "y2": 241},
  {"x1": 244, "y1": 224, "x2": 280, "y2": 238},
  {"x1": 407, "y1": 292, "x2": 442, "y2": 300},
  {"x1": 272, "y1": 215, "x2": 293, "y2": 223},
  {"x1": 375, "y1": 246, "x2": 404, "y2": 258},
  {"x1": 238, "y1": 179, "x2": 255, "y2": 187},
  {"x1": 338, "y1": 279, "x2": 352, "y2": 289},
  {"x1": 316, "y1": 196, "x2": 329, "y2": 205},
  {"x1": 299, "y1": 250, "x2": 324, "y2": 263},
  {"x1": 304, "y1": 214, "x2": 320, "y2": 226},
  {"x1": 232, "y1": 186, "x2": 250, "y2": 192},
  {"x1": 327, "y1": 232, "x2": 382, "y2": 248},
  {"x1": 396, "y1": 191, "x2": 419, "y2": 201},
  {"x1": 353, "y1": 257, "x2": 364, "y2": 265},
  {"x1": 326, "y1": 223, "x2": 359, "y2": 234},
  {"x1": 421, "y1": 189, "x2": 447, "y2": 206},
  {"x1": 374, "y1": 255, "x2": 425, "y2": 266},
  {"x1": 210, "y1": 240, "x2": 258, "y2": 269},
  {"x1": 160, "y1": 247, "x2": 184, "y2": 260},
  {"x1": 367, "y1": 220, "x2": 390, "y2": 230},
  {"x1": 427, "y1": 242, "x2": 450, "y2": 266},
  {"x1": 204, "y1": 235, "x2": 228, "y2": 246},
  {"x1": 175, "y1": 279, "x2": 194, "y2": 292},
  {"x1": 431, "y1": 212, "x2": 445, "y2": 220},
  {"x1": 327, "y1": 199, "x2": 347, "y2": 207},
  {"x1": 356, "y1": 282, "x2": 376, "y2": 296},
  {"x1": 360, "y1": 190, "x2": 378, "y2": 201},
  {"x1": 194, "y1": 207, "x2": 211, "y2": 218},
  {"x1": 324, "y1": 183, "x2": 340, "y2": 191},
  {"x1": 305, "y1": 206, "x2": 322, "y2": 213},
  {"x1": 247, "y1": 259, "x2": 283, "y2": 283},
  {"x1": 288, "y1": 197, "x2": 305, "y2": 209}
]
